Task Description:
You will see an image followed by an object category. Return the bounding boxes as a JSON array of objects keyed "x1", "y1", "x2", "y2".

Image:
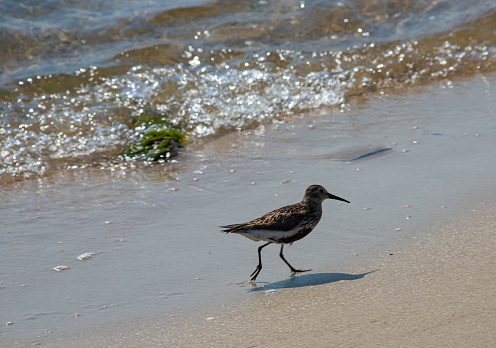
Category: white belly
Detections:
[{"x1": 232, "y1": 226, "x2": 309, "y2": 244}]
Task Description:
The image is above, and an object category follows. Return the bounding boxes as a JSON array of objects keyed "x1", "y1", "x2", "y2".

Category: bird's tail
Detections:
[{"x1": 219, "y1": 224, "x2": 245, "y2": 233}]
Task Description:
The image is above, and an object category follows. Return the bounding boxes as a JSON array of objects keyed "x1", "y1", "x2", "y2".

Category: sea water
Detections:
[{"x1": 1, "y1": 0, "x2": 496, "y2": 345}]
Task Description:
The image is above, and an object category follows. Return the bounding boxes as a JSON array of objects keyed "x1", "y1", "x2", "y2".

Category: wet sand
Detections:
[
  {"x1": 2, "y1": 73, "x2": 496, "y2": 346},
  {"x1": 97, "y1": 200, "x2": 496, "y2": 348},
  {"x1": 28, "y1": 74, "x2": 496, "y2": 347},
  {"x1": 3, "y1": 2, "x2": 496, "y2": 346}
]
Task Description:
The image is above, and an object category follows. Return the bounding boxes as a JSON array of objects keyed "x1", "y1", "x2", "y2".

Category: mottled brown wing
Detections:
[{"x1": 220, "y1": 203, "x2": 307, "y2": 233}]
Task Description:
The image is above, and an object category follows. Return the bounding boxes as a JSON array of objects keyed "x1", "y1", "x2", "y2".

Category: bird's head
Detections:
[{"x1": 303, "y1": 185, "x2": 350, "y2": 204}]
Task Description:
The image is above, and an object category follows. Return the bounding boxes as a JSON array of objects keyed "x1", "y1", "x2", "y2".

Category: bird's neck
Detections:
[{"x1": 302, "y1": 198, "x2": 323, "y2": 209}]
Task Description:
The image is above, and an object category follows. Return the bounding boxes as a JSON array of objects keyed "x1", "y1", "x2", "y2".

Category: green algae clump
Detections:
[{"x1": 124, "y1": 129, "x2": 187, "y2": 161}]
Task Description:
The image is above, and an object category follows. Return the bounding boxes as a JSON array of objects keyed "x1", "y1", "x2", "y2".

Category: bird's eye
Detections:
[{"x1": 319, "y1": 189, "x2": 324, "y2": 193}]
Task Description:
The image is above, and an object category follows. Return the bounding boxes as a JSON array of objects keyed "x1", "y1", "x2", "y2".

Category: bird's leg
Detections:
[
  {"x1": 279, "y1": 244, "x2": 311, "y2": 275},
  {"x1": 250, "y1": 242, "x2": 271, "y2": 281}
]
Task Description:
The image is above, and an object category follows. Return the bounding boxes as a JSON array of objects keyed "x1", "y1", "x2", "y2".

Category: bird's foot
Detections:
[
  {"x1": 290, "y1": 268, "x2": 311, "y2": 276},
  {"x1": 250, "y1": 265, "x2": 262, "y2": 282}
]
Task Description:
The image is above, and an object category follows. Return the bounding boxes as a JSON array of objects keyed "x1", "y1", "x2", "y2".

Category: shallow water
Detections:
[
  {"x1": 2, "y1": 72, "x2": 496, "y2": 346},
  {"x1": 1, "y1": 0, "x2": 496, "y2": 179},
  {"x1": 2, "y1": 0, "x2": 496, "y2": 345}
]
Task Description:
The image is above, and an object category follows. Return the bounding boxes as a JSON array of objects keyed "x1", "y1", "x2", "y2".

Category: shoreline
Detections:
[{"x1": 2, "y1": 73, "x2": 496, "y2": 347}]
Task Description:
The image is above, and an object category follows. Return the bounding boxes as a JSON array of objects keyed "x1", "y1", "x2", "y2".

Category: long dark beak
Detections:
[{"x1": 328, "y1": 193, "x2": 350, "y2": 203}]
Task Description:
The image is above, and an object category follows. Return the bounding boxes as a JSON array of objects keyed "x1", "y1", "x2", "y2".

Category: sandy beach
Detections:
[
  {"x1": 157, "y1": 201, "x2": 496, "y2": 348},
  {"x1": 25, "y1": 74, "x2": 495, "y2": 348},
  {"x1": 46, "y1": 194, "x2": 496, "y2": 347},
  {"x1": 3, "y1": 2, "x2": 496, "y2": 347}
]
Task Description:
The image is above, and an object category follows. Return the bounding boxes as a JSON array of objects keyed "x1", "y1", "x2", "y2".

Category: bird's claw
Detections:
[
  {"x1": 250, "y1": 265, "x2": 262, "y2": 281},
  {"x1": 290, "y1": 268, "x2": 311, "y2": 276}
]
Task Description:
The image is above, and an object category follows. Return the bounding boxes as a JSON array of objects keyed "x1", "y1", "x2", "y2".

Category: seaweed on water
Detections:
[
  {"x1": 123, "y1": 129, "x2": 187, "y2": 161},
  {"x1": 123, "y1": 108, "x2": 188, "y2": 161}
]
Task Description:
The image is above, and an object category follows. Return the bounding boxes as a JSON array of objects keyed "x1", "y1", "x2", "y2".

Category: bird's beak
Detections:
[{"x1": 328, "y1": 193, "x2": 350, "y2": 203}]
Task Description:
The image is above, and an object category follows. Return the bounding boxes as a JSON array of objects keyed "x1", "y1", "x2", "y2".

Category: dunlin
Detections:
[{"x1": 220, "y1": 185, "x2": 350, "y2": 281}]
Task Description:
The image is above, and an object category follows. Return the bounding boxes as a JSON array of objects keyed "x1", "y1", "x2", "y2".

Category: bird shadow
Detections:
[{"x1": 248, "y1": 270, "x2": 378, "y2": 292}]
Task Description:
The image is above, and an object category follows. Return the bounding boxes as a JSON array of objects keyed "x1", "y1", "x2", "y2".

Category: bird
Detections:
[{"x1": 220, "y1": 185, "x2": 350, "y2": 281}]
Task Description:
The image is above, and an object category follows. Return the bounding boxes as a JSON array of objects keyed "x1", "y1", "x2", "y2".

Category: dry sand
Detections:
[{"x1": 55, "y1": 198, "x2": 496, "y2": 348}]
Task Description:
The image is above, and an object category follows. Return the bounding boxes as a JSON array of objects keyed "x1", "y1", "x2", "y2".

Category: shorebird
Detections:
[{"x1": 220, "y1": 185, "x2": 350, "y2": 281}]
